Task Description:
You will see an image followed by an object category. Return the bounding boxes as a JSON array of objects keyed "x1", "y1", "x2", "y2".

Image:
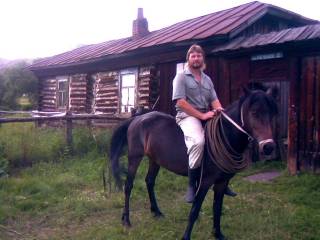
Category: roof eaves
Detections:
[{"x1": 229, "y1": 8, "x2": 268, "y2": 39}]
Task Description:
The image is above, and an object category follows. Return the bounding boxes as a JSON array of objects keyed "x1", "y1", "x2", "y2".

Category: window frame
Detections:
[
  {"x1": 119, "y1": 69, "x2": 137, "y2": 114},
  {"x1": 56, "y1": 77, "x2": 69, "y2": 110}
]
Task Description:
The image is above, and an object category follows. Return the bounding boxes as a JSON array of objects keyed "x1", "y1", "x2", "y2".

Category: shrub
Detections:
[{"x1": 0, "y1": 143, "x2": 8, "y2": 178}]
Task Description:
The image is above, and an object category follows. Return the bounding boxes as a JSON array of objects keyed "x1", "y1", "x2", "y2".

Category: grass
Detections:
[{"x1": 0, "y1": 156, "x2": 319, "y2": 240}]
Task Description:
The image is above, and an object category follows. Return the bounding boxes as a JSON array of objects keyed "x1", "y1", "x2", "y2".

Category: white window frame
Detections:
[
  {"x1": 119, "y1": 69, "x2": 137, "y2": 113},
  {"x1": 176, "y1": 62, "x2": 186, "y2": 74},
  {"x1": 56, "y1": 77, "x2": 69, "y2": 109}
]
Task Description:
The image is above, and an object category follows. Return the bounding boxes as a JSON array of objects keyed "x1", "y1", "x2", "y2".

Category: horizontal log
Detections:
[
  {"x1": 94, "y1": 103, "x2": 118, "y2": 108},
  {"x1": 98, "y1": 72, "x2": 118, "y2": 78},
  {"x1": 101, "y1": 95, "x2": 118, "y2": 100},
  {"x1": 42, "y1": 100, "x2": 55, "y2": 105},
  {"x1": 70, "y1": 94, "x2": 87, "y2": 99},
  {"x1": 97, "y1": 79, "x2": 118, "y2": 84},
  {"x1": 39, "y1": 91, "x2": 56, "y2": 97},
  {"x1": 43, "y1": 79, "x2": 56, "y2": 84},
  {"x1": 70, "y1": 83, "x2": 86, "y2": 87},
  {"x1": 42, "y1": 87, "x2": 56, "y2": 91},
  {"x1": 96, "y1": 89, "x2": 118, "y2": 94},
  {"x1": 96, "y1": 84, "x2": 117, "y2": 89},
  {"x1": 95, "y1": 92, "x2": 117, "y2": 97},
  {"x1": 70, "y1": 87, "x2": 86, "y2": 91},
  {"x1": 0, "y1": 114, "x2": 126, "y2": 123}
]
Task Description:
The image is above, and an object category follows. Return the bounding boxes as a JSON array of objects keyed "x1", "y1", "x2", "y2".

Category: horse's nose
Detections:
[{"x1": 259, "y1": 140, "x2": 275, "y2": 155}]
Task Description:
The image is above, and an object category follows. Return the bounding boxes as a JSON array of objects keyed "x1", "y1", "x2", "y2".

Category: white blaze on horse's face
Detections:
[{"x1": 253, "y1": 123, "x2": 276, "y2": 155}]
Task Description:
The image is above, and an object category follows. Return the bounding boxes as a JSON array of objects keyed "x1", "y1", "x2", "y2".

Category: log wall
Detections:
[
  {"x1": 39, "y1": 78, "x2": 57, "y2": 111},
  {"x1": 93, "y1": 71, "x2": 119, "y2": 114},
  {"x1": 69, "y1": 74, "x2": 87, "y2": 113}
]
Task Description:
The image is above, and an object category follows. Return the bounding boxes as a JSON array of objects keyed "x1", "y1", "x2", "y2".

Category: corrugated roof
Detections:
[
  {"x1": 30, "y1": 1, "x2": 315, "y2": 70},
  {"x1": 212, "y1": 24, "x2": 320, "y2": 53}
]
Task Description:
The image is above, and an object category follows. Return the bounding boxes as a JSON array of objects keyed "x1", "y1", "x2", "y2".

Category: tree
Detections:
[{"x1": 0, "y1": 61, "x2": 38, "y2": 110}]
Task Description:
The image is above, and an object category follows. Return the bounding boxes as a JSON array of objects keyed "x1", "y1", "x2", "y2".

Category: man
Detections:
[{"x1": 172, "y1": 44, "x2": 236, "y2": 203}]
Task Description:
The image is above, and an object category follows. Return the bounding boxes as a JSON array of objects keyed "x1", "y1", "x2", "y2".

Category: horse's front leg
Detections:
[
  {"x1": 213, "y1": 181, "x2": 228, "y2": 240},
  {"x1": 182, "y1": 186, "x2": 209, "y2": 240}
]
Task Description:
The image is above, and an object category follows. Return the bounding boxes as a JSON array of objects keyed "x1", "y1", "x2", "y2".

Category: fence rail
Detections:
[{"x1": 0, "y1": 110, "x2": 127, "y2": 154}]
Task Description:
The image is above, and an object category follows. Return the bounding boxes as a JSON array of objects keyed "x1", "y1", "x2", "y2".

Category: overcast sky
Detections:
[{"x1": 0, "y1": 0, "x2": 319, "y2": 60}]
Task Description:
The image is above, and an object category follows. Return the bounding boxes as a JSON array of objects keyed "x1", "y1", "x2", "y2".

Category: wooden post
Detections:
[
  {"x1": 66, "y1": 111, "x2": 73, "y2": 155},
  {"x1": 287, "y1": 57, "x2": 299, "y2": 175}
]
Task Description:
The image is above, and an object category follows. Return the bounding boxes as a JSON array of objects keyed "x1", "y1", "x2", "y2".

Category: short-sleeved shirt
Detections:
[{"x1": 172, "y1": 67, "x2": 218, "y2": 114}]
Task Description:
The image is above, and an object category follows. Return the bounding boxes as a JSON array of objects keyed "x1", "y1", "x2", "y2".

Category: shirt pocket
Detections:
[{"x1": 185, "y1": 80, "x2": 199, "y2": 96}]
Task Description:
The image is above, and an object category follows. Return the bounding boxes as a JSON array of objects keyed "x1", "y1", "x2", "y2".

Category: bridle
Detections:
[
  {"x1": 220, "y1": 106, "x2": 254, "y2": 142},
  {"x1": 219, "y1": 101, "x2": 274, "y2": 148}
]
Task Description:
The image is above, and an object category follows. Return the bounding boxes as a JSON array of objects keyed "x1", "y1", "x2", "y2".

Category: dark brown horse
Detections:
[{"x1": 109, "y1": 88, "x2": 278, "y2": 240}]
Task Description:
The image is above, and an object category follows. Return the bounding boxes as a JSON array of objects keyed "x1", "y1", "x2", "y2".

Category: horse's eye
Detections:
[{"x1": 251, "y1": 110, "x2": 258, "y2": 117}]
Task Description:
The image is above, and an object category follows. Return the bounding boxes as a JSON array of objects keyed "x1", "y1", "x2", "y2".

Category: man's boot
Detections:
[
  {"x1": 185, "y1": 168, "x2": 200, "y2": 203},
  {"x1": 225, "y1": 186, "x2": 237, "y2": 197}
]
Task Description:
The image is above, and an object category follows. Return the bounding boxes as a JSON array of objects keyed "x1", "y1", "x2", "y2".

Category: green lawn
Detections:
[{"x1": 0, "y1": 157, "x2": 319, "y2": 240}]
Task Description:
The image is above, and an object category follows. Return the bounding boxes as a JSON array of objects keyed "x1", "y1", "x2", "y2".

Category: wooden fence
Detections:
[{"x1": 0, "y1": 110, "x2": 126, "y2": 154}]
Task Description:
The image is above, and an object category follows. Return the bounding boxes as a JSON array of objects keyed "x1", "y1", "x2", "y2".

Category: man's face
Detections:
[{"x1": 188, "y1": 51, "x2": 204, "y2": 69}]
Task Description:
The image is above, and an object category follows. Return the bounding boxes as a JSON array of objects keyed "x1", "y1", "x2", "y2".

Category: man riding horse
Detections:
[{"x1": 172, "y1": 44, "x2": 236, "y2": 203}]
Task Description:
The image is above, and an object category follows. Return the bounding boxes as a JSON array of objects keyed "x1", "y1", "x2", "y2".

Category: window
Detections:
[
  {"x1": 57, "y1": 78, "x2": 68, "y2": 108},
  {"x1": 120, "y1": 70, "x2": 136, "y2": 113},
  {"x1": 176, "y1": 62, "x2": 186, "y2": 73}
]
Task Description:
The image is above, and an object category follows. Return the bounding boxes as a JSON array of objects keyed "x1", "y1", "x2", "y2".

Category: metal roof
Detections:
[
  {"x1": 29, "y1": 1, "x2": 315, "y2": 70},
  {"x1": 212, "y1": 24, "x2": 320, "y2": 53}
]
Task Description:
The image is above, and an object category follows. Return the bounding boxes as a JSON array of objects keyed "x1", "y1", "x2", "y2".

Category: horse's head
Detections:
[{"x1": 241, "y1": 87, "x2": 278, "y2": 155}]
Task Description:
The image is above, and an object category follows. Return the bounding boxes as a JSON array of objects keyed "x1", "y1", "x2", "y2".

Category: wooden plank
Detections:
[
  {"x1": 217, "y1": 58, "x2": 230, "y2": 106},
  {"x1": 158, "y1": 62, "x2": 176, "y2": 114},
  {"x1": 306, "y1": 57, "x2": 315, "y2": 170},
  {"x1": 287, "y1": 57, "x2": 299, "y2": 175},
  {"x1": 314, "y1": 57, "x2": 320, "y2": 171},
  {"x1": 229, "y1": 57, "x2": 249, "y2": 102},
  {"x1": 250, "y1": 58, "x2": 288, "y2": 82},
  {"x1": 299, "y1": 57, "x2": 314, "y2": 170}
]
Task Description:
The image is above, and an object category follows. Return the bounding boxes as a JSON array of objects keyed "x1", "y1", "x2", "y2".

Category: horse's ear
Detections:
[
  {"x1": 266, "y1": 86, "x2": 279, "y2": 99},
  {"x1": 242, "y1": 86, "x2": 251, "y2": 96}
]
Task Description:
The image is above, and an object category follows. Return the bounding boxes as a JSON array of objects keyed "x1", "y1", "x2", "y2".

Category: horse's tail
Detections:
[{"x1": 109, "y1": 117, "x2": 135, "y2": 188}]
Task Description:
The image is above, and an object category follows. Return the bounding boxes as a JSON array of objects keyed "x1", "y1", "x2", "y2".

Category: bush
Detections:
[{"x1": 0, "y1": 143, "x2": 9, "y2": 178}]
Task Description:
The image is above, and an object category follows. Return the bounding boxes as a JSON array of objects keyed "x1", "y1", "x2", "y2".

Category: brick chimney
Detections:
[{"x1": 132, "y1": 8, "x2": 149, "y2": 39}]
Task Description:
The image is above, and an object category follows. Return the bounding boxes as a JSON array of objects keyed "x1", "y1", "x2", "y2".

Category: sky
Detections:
[{"x1": 0, "y1": 0, "x2": 319, "y2": 60}]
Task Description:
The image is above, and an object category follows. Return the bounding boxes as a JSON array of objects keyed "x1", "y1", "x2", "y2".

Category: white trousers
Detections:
[{"x1": 177, "y1": 115, "x2": 204, "y2": 169}]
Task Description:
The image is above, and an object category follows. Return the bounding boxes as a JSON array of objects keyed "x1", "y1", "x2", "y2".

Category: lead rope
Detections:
[{"x1": 205, "y1": 113, "x2": 248, "y2": 174}]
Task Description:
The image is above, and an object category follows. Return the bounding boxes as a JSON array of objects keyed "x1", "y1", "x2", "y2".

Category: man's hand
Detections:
[
  {"x1": 201, "y1": 111, "x2": 215, "y2": 121},
  {"x1": 214, "y1": 107, "x2": 224, "y2": 114}
]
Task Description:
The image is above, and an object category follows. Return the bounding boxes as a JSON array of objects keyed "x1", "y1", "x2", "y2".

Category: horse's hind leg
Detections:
[
  {"x1": 122, "y1": 153, "x2": 143, "y2": 227},
  {"x1": 145, "y1": 160, "x2": 163, "y2": 217}
]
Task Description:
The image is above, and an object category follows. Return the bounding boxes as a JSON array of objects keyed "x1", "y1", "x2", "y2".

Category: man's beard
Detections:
[{"x1": 190, "y1": 62, "x2": 203, "y2": 69}]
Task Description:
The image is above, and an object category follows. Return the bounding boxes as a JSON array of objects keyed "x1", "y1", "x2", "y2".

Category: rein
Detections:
[
  {"x1": 222, "y1": 109, "x2": 254, "y2": 142},
  {"x1": 205, "y1": 112, "x2": 249, "y2": 174}
]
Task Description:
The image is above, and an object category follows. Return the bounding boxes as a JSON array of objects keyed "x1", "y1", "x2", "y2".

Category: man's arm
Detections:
[
  {"x1": 211, "y1": 99, "x2": 223, "y2": 111},
  {"x1": 176, "y1": 98, "x2": 214, "y2": 121}
]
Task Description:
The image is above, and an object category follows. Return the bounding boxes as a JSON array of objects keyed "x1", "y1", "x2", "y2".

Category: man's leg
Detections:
[{"x1": 178, "y1": 116, "x2": 204, "y2": 203}]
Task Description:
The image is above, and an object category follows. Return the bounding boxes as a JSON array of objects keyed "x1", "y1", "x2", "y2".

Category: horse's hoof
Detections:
[
  {"x1": 122, "y1": 220, "x2": 132, "y2": 228},
  {"x1": 153, "y1": 211, "x2": 164, "y2": 218},
  {"x1": 214, "y1": 233, "x2": 225, "y2": 240},
  {"x1": 121, "y1": 215, "x2": 131, "y2": 228}
]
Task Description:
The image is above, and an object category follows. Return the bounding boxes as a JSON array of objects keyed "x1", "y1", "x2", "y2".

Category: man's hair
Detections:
[
  {"x1": 186, "y1": 44, "x2": 206, "y2": 70},
  {"x1": 186, "y1": 44, "x2": 205, "y2": 61}
]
